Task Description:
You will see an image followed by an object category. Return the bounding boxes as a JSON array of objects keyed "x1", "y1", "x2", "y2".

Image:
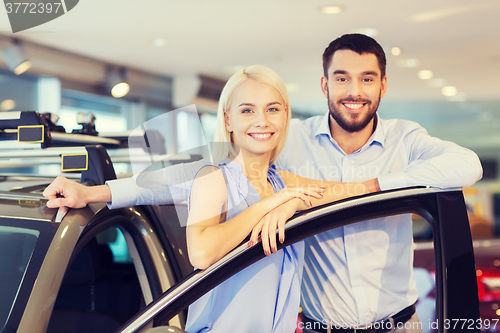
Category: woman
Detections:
[
  {"x1": 182, "y1": 65, "x2": 367, "y2": 332},
  {"x1": 43, "y1": 65, "x2": 368, "y2": 333}
]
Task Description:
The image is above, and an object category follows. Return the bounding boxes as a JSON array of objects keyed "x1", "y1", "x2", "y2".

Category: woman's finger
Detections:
[
  {"x1": 278, "y1": 216, "x2": 286, "y2": 244},
  {"x1": 269, "y1": 216, "x2": 278, "y2": 253},
  {"x1": 296, "y1": 194, "x2": 312, "y2": 207},
  {"x1": 303, "y1": 187, "x2": 325, "y2": 199},
  {"x1": 249, "y1": 220, "x2": 263, "y2": 247},
  {"x1": 295, "y1": 186, "x2": 324, "y2": 199},
  {"x1": 261, "y1": 216, "x2": 271, "y2": 256}
]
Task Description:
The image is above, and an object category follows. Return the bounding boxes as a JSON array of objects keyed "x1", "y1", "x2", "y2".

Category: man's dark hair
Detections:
[{"x1": 322, "y1": 33, "x2": 386, "y2": 78}]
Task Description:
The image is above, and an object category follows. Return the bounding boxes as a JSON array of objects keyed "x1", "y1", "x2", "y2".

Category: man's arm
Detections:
[
  {"x1": 277, "y1": 170, "x2": 370, "y2": 207},
  {"x1": 362, "y1": 178, "x2": 381, "y2": 192},
  {"x1": 107, "y1": 160, "x2": 206, "y2": 209},
  {"x1": 377, "y1": 126, "x2": 482, "y2": 191},
  {"x1": 44, "y1": 160, "x2": 206, "y2": 209}
]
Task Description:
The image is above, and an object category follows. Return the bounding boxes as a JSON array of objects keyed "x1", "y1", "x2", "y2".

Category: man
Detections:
[
  {"x1": 45, "y1": 33, "x2": 482, "y2": 333},
  {"x1": 275, "y1": 34, "x2": 482, "y2": 332}
]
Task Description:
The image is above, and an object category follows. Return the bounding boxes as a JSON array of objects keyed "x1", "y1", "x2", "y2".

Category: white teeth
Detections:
[
  {"x1": 344, "y1": 103, "x2": 363, "y2": 109},
  {"x1": 251, "y1": 133, "x2": 272, "y2": 139}
]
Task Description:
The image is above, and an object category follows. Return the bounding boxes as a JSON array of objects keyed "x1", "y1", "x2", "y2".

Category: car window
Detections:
[
  {"x1": 0, "y1": 226, "x2": 39, "y2": 330},
  {"x1": 96, "y1": 227, "x2": 133, "y2": 264},
  {"x1": 150, "y1": 204, "x2": 193, "y2": 279},
  {"x1": 46, "y1": 227, "x2": 145, "y2": 333}
]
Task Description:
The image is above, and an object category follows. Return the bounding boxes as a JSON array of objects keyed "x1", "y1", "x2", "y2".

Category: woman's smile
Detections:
[{"x1": 248, "y1": 132, "x2": 275, "y2": 141}]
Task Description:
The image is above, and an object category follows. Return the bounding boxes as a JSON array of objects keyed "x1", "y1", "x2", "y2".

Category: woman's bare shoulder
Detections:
[
  {"x1": 188, "y1": 165, "x2": 228, "y2": 225},
  {"x1": 191, "y1": 165, "x2": 228, "y2": 198}
]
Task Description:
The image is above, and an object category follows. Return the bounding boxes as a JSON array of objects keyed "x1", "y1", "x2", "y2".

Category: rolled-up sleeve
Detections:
[
  {"x1": 377, "y1": 171, "x2": 407, "y2": 191},
  {"x1": 385, "y1": 126, "x2": 483, "y2": 190}
]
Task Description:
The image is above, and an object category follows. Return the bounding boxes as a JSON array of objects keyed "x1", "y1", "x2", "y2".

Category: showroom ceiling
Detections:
[
  {"x1": 0, "y1": 0, "x2": 500, "y2": 152},
  {"x1": 0, "y1": 0, "x2": 499, "y2": 111}
]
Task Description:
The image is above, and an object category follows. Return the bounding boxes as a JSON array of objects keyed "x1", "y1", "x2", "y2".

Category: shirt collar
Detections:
[
  {"x1": 314, "y1": 111, "x2": 385, "y2": 148},
  {"x1": 314, "y1": 111, "x2": 333, "y2": 138},
  {"x1": 369, "y1": 114, "x2": 385, "y2": 148}
]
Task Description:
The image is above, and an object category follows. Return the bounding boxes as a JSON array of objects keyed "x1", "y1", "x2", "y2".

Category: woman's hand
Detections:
[
  {"x1": 249, "y1": 198, "x2": 302, "y2": 256},
  {"x1": 260, "y1": 186, "x2": 324, "y2": 212},
  {"x1": 43, "y1": 176, "x2": 111, "y2": 208}
]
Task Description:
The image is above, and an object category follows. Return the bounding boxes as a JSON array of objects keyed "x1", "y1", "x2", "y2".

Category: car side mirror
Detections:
[{"x1": 143, "y1": 327, "x2": 187, "y2": 333}]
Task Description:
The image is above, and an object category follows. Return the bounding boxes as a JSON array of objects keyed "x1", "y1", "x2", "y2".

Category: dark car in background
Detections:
[{"x1": 0, "y1": 111, "x2": 484, "y2": 333}]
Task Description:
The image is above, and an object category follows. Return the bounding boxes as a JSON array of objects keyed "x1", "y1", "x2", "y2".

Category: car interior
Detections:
[{"x1": 47, "y1": 231, "x2": 144, "y2": 333}]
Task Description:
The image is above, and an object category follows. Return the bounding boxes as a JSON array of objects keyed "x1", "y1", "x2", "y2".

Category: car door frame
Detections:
[{"x1": 117, "y1": 187, "x2": 481, "y2": 333}]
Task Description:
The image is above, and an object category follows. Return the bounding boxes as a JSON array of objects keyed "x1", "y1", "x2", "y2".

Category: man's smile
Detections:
[{"x1": 342, "y1": 102, "x2": 366, "y2": 112}]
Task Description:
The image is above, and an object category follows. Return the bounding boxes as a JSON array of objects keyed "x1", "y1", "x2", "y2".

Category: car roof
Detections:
[{"x1": 0, "y1": 175, "x2": 57, "y2": 221}]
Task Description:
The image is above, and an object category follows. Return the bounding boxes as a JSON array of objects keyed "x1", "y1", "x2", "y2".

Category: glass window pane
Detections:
[{"x1": 0, "y1": 226, "x2": 40, "y2": 329}]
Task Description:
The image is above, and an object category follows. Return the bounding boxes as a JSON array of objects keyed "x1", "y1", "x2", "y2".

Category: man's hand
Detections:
[
  {"x1": 43, "y1": 176, "x2": 111, "y2": 208},
  {"x1": 43, "y1": 176, "x2": 89, "y2": 208},
  {"x1": 362, "y1": 178, "x2": 381, "y2": 193}
]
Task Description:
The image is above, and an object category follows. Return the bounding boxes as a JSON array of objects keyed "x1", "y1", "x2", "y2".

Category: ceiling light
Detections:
[
  {"x1": 442, "y1": 86, "x2": 457, "y2": 97},
  {"x1": 319, "y1": 5, "x2": 343, "y2": 14},
  {"x1": 0, "y1": 99, "x2": 16, "y2": 111},
  {"x1": 391, "y1": 47, "x2": 401, "y2": 56},
  {"x1": 418, "y1": 70, "x2": 434, "y2": 80},
  {"x1": 153, "y1": 38, "x2": 167, "y2": 47},
  {"x1": 350, "y1": 28, "x2": 379, "y2": 37},
  {"x1": 112, "y1": 82, "x2": 130, "y2": 98},
  {"x1": 2, "y1": 40, "x2": 32, "y2": 75},
  {"x1": 107, "y1": 67, "x2": 130, "y2": 98}
]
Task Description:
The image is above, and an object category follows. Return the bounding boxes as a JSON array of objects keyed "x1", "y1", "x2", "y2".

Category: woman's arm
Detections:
[
  {"x1": 186, "y1": 166, "x2": 322, "y2": 269},
  {"x1": 250, "y1": 171, "x2": 373, "y2": 255}
]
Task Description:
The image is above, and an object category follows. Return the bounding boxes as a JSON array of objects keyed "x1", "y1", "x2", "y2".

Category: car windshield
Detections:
[{"x1": 0, "y1": 225, "x2": 39, "y2": 330}]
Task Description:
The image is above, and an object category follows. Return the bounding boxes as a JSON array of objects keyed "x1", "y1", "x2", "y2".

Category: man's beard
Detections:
[{"x1": 328, "y1": 88, "x2": 381, "y2": 133}]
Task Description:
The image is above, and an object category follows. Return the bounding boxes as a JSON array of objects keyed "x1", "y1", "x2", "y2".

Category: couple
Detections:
[{"x1": 44, "y1": 34, "x2": 482, "y2": 333}]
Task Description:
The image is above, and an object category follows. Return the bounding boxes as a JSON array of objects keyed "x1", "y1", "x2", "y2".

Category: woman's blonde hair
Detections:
[{"x1": 211, "y1": 65, "x2": 291, "y2": 165}]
